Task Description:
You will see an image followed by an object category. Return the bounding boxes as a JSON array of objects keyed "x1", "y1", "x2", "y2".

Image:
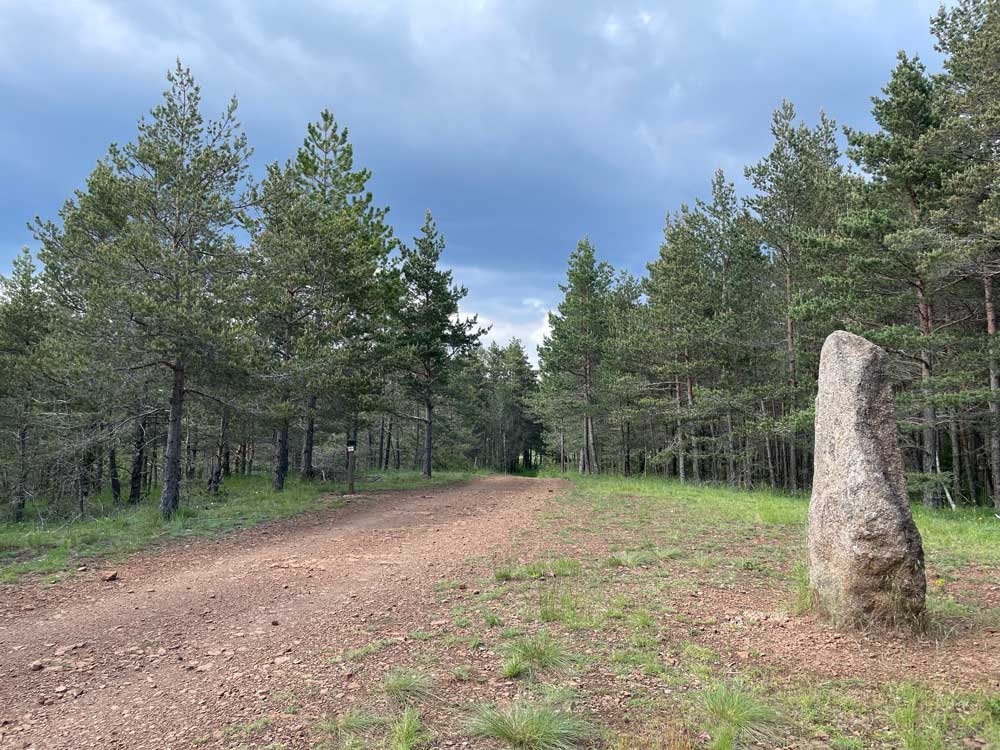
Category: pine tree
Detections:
[
  {"x1": 539, "y1": 239, "x2": 613, "y2": 474},
  {"x1": 394, "y1": 211, "x2": 484, "y2": 477},
  {"x1": 0, "y1": 251, "x2": 51, "y2": 520},
  {"x1": 745, "y1": 102, "x2": 844, "y2": 489},
  {"x1": 840, "y1": 52, "x2": 957, "y2": 507},
  {"x1": 35, "y1": 61, "x2": 251, "y2": 518}
]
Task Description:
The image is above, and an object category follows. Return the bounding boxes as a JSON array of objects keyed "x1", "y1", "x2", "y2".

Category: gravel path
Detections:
[{"x1": 0, "y1": 475, "x2": 564, "y2": 749}]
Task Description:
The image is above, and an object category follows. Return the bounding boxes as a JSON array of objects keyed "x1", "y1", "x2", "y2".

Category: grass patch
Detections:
[
  {"x1": 468, "y1": 701, "x2": 590, "y2": 750},
  {"x1": 383, "y1": 669, "x2": 434, "y2": 703},
  {"x1": 790, "y1": 560, "x2": 813, "y2": 615},
  {"x1": 495, "y1": 558, "x2": 582, "y2": 582},
  {"x1": 224, "y1": 716, "x2": 272, "y2": 737},
  {"x1": 890, "y1": 684, "x2": 945, "y2": 750},
  {"x1": 606, "y1": 549, "x2": 658, "y2": 568},
  {"x1": 315, "y1": 708, "x2": 382, "y2": 740},
  {"x1": 502, "y1": 632, "x2": 572, "y2": 677},
  {"x1": 331, "y1": 638, "x2": 395, "y2": 663},
  {"x1": 702, "y1": 684, "x2": 781, "y2": 749},
  {"x1": 388, "y1": 707, "x2": 428, "y2": 750}
]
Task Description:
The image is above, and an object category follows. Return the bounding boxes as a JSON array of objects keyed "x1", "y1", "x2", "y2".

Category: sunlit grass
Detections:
[{"x1": 566, "y1": 474, "x2": 1000, "y2": 568}]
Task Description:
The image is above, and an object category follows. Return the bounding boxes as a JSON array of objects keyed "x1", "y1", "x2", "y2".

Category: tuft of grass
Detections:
[
  {"x1": 484, "y1": 612, "x2": 503, "y2": 628},
  {"x1": 315, "y1": 708, "x2": 381, "y2": 738},
  {"x1": 502, "y1": 654, "x2": 528, "y2": 679},
  {"x1": 502, "y1": 632, "x2": 571, "y2": 677},
  {"x1": 331, "y1": 638, "x2": 395, "y2": 663},
  {"x1": 538, "y1": 589, "x2": 586, "y2": 627},
  {"x1": 468, "y1": 701, "x2": 590, "y2": 750},
  {"x1": 890, "y1": 684, "x2": 946, "y2": 750},
  {"x1": 790, "y1": 560, "x2": 813, "y2": 615},
  {"x1": 702, "y1": 684, "x2": 781, "y2": 750},
  {"x1": 223, "y1": 716, "x2": 272, "y2": 737},
  {"x1": 383, "y1": 669, "x2": 434, "y2": 703},
  {"x1": 388, "y1": 707, "x2": 428, "y2": 750}
]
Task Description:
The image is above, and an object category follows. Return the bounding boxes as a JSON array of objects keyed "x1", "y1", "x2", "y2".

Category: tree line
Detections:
[
  {"x1": 538, "y1": 0, "x2": 1000, "y2": 512},
  {"x1": 6, "y1": 1, "x2": 1000, "y2": 522},
  {"x1": 2, "y1": 62, "x2": 547, "y2": 522}
]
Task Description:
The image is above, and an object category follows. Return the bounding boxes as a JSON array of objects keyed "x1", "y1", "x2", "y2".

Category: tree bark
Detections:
[
  {"x1": 762, "y1": 402, "x2": 776, "y2": 489},
  {"x1": 917, "y1": 285, "x2": 940, "y2": 507},
  {"x1": 985, "y1": 274, "x2": 1000, "y2": 512},
  {"x1": 108, "y1": 430, "x2": 121, "y2": 506},
  {"x1": 220, "y1": 407, "x2": 231, "y2": 478},
  {"x1": 12, "y1": 423, "x2": 28, "y2": 522},
  {"x1": 273, "y1": 417, "x2": 289, "y2": 491},
  {"x1": 346, "y1": 419, "x2": 358, "y2": 494},
  {"x1": 301, "y1": 394, "x2": 316, "y2": 479},
  {"x1": 160, "y1": 363, "x2": 185, "y2": 518},
  {"x1": 378, "y1": 418, "x2": 386, "y2": 471},
  {"x1": 422, "y1": 400, "x2": 433, "y2": 478},
  {"x1": 384, "y1": 418, "x2": 393, "y2": 471},
  {"x1": 949, "y1": 410, "x2": 962, "y2": 503},
  {"x1": 725, "y1": 410, "x2": 736, "y2": 485}
]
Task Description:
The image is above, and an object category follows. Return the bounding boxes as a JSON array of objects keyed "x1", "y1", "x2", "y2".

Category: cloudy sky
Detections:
[{"x1": 1, "y1": 0, "x2": 947, "y2": 358}]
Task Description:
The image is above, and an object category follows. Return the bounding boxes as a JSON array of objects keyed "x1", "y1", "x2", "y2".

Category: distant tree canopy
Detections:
[
  {"x1": 537, "y1": 0, "x2": 1000, "y2": 512},
  {"x1": 5, "y1": 2, "x2": 1000, "y2": 521}
]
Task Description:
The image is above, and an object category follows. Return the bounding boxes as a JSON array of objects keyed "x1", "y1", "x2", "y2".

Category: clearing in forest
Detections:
[{"x1": 1, "y1": 474, "x2": 998, "y2": 749}]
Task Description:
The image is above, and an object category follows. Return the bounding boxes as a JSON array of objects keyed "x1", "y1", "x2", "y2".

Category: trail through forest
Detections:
[{"x1": 0, "y1": 477, "x2": 559, "y2": 749}]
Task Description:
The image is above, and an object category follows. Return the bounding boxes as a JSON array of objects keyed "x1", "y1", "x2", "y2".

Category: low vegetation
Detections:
[
  {"x1": 298, "y1": 474, "x2": 1000, "y2": 750},
  {"x1": 468, "y1": 701, "x2": 591, "y2": 750}
]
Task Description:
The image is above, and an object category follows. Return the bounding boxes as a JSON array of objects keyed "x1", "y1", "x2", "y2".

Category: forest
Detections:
[{"x1": 3, "y1": 0, "x2": 1000, "y2": 523}]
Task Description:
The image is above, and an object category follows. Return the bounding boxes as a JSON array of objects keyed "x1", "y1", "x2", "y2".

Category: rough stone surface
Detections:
[{"x1": 808, "y1": 330, "x2": 926, "y2": 627}]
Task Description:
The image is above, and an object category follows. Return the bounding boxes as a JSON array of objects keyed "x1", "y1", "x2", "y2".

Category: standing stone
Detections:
[{"x1": 808, "y1": 330, "x2": 926, "y2": 627}]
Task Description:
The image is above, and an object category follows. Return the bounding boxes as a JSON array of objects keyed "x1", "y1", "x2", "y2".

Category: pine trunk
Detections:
[
  {"x1": 273, "y1": 418, "x2": 289, "y2": 491},
  {"x1": 918, "y1": 287, "x2": 940, "y2": 507},
  {"x1": 301, "y1": 394, "x2": 316, "y2": 479},
  {"x1": 422, "y1": 400, "x2": 433, "y2": 478},
  {"x1": 160, "y1": 364, "x2": 185, "y2": 518},
  {"x1": 985, "y1": 274, "x2": 1000, "y2": 512}
]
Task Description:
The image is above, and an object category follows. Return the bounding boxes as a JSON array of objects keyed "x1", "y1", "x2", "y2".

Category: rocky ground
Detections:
[
  {"x1": 1, "y1": 475, "x2": 997, "y2": 750},
  {"x1": 0, "y1": 477, "x2": 559, "y2": 749}
]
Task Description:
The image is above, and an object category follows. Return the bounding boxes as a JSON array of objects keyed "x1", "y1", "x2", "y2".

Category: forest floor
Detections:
[{"x1": 1, "y1": 474, "x2": 999, "y2": 750}]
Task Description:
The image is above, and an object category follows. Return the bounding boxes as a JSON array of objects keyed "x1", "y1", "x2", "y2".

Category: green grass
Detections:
[
  {"x1": 606, "y1": 549, "x2": 658, "y2": 568},
  {"x1": 501, "y1": 632, "x2": 572, "y2": 677},
  {"x1": 468, "y1": 702, "x2": 590, "y2": 750},
  {"x1": 315, "y1": 708, "x2": 382, "y2": 738},
  {"x1": 890, "y1": 685, "x2": 945, "y2": 750},
  {"x1": 388, "y1": 707, "x2": 428, "y2": 750},
  {"x1": 494, "y1": 557, "x2": 583, "y2": 582},
  {"x1": 0, "y1": 471, "x2": 472, "y2": 583},
  {"x1": 568, "y1": 474, "x2": 1000, "y2": 568},
  {"x1": 702, "y1": 684, "x2": 781, "y2": 750},
  {"x1": 223, "y1": 716, "x2": 272, "y2": 738},
  {"x1": 331, "y1": 638, "x2": 396, "y2": 663},
  {"x1": 383, "y1": 669, "x2": 435, "y2": 703}
]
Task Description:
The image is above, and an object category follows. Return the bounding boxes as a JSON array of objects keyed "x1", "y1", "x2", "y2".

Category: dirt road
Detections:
[{"x1": 0, "y1": 476, "x2": 564, "y2": 749}]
